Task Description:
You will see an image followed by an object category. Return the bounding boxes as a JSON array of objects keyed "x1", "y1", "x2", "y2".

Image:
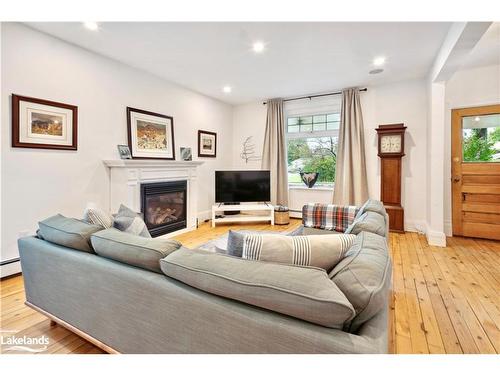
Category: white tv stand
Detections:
[{"x1": 211, "y1": 203, "x2": 274, "y2": 227}]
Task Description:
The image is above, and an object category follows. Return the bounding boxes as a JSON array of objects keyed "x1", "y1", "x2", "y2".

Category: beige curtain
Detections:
[
  {"x1": 333, "y1": 88, "x2": 369, "y2": 206},
  {"x1": 261, "y1": 99, "x2": 289, "y2": 205}
]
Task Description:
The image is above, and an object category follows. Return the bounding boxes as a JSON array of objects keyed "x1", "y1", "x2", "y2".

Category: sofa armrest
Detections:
[{"x1": 302, "y1": 203, "x2": 359, "y2": 233}]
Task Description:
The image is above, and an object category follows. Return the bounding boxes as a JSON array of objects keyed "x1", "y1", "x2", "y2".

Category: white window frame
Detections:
[{"x1": 284, "y1": 96, "x2": 342, "y2": 189}]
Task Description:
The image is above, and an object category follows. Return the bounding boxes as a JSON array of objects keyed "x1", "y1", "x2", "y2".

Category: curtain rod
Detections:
[{"x1": 262, "y1": 87, "x2": 367, "y2": 105}]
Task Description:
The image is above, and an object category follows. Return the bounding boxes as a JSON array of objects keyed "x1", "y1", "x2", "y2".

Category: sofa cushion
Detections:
[
  {"x1": 345, "y1": 211, "x2": 386, "y2": 237},
  {"x1": 113, "y1": 204, "x2": 151, "y2": 238},
  {"x1": 38, "y1": 214, "x2": 103, "y2": 253},
  {"x1": 91, "y1": 228, "x2": 181, "y2": 273},
  {"x1": 161, "y1": 248, "x2": 355, "y2": 328},
  {"x1": 355, "y1": 199, "x2": 387, "y2": 220},
  {"x1": 242, "y1": 233, "x2": 356, "y2": 272},
  {"x1": 329, "y1": 231, "x2": 391, "y2": 332}
]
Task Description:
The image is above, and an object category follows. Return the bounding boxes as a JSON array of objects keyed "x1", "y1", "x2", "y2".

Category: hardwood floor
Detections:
[{"x1": 1, "y1": 219, "x2": 499, "y2": 354}]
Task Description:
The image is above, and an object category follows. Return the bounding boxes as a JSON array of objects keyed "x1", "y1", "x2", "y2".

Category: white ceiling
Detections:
[
  {"x1": 462, "y1": 22, "x2": 500, "y2": 69},
  {"x1": 26, "y1": 22, "x2": 452, "y2": 105}
]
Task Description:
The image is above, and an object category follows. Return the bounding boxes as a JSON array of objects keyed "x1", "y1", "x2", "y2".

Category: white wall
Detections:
[
  {"x1": 232, "y1": 79, "x2": 429, "y2": 230},
  {"x1": 362, "y1": 80, "x2": 428, "y2": 231},
  {"x1": 1, "y1": 23, "x2": 233, "y2": 270},
  {"x1": 443, "y1": 64, "x2": 500, "y2": 235}
]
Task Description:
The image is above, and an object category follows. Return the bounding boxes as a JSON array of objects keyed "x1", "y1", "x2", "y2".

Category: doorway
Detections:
[{"x1": 451, "y1": 104, "x2": 500, "y2": 240}]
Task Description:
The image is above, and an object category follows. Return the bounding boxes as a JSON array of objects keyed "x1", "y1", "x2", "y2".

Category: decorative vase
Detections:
[{"x1": 300, "y1": 172, "x2": 319, "y2": 188}]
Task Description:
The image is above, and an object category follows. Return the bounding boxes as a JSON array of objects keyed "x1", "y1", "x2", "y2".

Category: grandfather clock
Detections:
[{"x1": 376, "y1": 124, "x2": 406, "y2": 232}]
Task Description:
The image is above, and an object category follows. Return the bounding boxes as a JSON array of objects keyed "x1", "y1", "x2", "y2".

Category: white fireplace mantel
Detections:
[
  {"x1": 103, "y1": 159, "x2": 204, "y2": 168},
  {"x1": 103, "y1": 159, "x2": 204, "y2": 238}
]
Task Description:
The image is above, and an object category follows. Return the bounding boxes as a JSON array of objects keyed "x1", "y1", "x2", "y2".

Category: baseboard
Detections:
[
  {"x1": 0, "y1": 259, "x2": 22, "y2": 278},
  {"x1": 404, "y1": 220, "x2": 426, "y2": 234},
  {"x1": 444, "y1": 219, "x2": 452, "y2": 237},
  {"x1": 197, "y1": 210, "x2": 211, "y2": 223},
  {"x1": 425, "y1": 223, "x2": 447, "y2": 247}
]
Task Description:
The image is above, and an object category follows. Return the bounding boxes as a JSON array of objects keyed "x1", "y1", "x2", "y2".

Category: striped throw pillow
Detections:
[
  {"x1": 83, "y1": 206, "x2": 113, "y2": 229},
  {"x1": 242, "y1": 233, "x2": 356, "y2": 272}
]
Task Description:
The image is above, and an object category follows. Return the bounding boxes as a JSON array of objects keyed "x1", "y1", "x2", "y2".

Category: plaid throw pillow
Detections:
[{"x1": 302, "y1": 203, "x2": 359, "y2": 233}]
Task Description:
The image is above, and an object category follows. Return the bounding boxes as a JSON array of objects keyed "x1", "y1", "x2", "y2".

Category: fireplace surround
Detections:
[{"x1": 103, "y1": 159, "x2": 203, "y2": 238}]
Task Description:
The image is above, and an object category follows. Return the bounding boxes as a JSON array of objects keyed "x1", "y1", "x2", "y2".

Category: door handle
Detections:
[{"x1": 452, "y1": 176, "x2": 461, "y2": 183}]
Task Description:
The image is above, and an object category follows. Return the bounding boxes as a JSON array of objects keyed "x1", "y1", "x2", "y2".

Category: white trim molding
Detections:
[{"x1": 425, "y1": 223, "x2": 447, "y2": 247}]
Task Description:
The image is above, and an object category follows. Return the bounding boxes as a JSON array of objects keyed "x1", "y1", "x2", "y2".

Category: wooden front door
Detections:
[{"x1": 451, "y1": 105, "x2": 500, "y2": 240}]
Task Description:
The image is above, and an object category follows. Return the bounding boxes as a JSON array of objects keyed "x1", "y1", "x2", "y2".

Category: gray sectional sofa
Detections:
[{"x1": 18, "y1": 200, "x2": 392, "y2": 354}]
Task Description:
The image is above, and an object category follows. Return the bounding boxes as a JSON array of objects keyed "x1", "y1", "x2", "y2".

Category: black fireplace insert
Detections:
[{"x1": 140, "y1": 180, "x2": 187, "y2": 237}]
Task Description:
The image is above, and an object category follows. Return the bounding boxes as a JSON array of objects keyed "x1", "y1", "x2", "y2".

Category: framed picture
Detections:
[
  {"x1": 12, "y1": 94, "x2": 78, "y2": 150},
  {"x1": 180, "y1": 147, "x2": 192, "y2": 161},
  {"x1": 117, "y1": 144, "x2": 132, "y2": 159},
  {"x1": 198, "y1": 130, "x2": 217, "y2": 157},
  {"x1": 126, "y1": 107, "x2": 175, "y2": 160}
]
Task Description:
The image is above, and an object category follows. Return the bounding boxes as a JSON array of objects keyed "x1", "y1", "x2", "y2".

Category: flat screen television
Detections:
[{"x1": 215, "y1": 170, "x2": 271, "y2": 203}]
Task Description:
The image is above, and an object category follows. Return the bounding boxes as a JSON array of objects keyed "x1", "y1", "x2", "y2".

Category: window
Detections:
[
  {"x1": 287, "y1": 113, "x2": 340, "y2": 186},
  {"x1": 462, "y1": 114, "x2": 500, "y2": 162}
]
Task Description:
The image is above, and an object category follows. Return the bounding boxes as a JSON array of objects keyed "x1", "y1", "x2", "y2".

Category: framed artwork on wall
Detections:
[
  {"x1": 180, "y1": 147, "x2": 192, "y2": 161},
  {"x1": 198, "y1": 130, "x2": 217, "y2": 157},
  {"x1": 12, "y1": 94, "x2": 78, "y2": 150},
  {"x1": 126, "y1": 107, "x2": 175, "y2": 160},
  {"x1": 117, "y1": 144, "x2": 132, "y2": 159}
]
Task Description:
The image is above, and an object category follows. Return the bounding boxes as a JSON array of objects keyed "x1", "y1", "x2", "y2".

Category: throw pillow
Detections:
[
  {"x1": 113, "y1": 204, "x2": 151, "y2": 238},
  {"x1": 242, "y1": 233, "x2": 356, "y2": 272},
  {"x1": 225, "y1": 227, "x2": 306, "y2": 258},
  {"x1": 226, "y1": 230, "x2": 245, "y2": 257},
  {"x1": 83, "y1": 204, "x2": 113, "y2": 228}
]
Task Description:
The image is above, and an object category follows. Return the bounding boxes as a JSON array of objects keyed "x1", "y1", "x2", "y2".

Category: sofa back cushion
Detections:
[
  {"x1": 91, "y1": 228, "x2": 181, "y2": 273},
  {"x1": 345, "y1": 211, "x2": 386, "y2": 237},
  {"x1": 329, "y1": 231, "x2": 391, "y2": 332},
  {"x1": 161, "y1": 248, "x2": 355, "y2": 328},
  {"x1": 38, "y1": 214, "x2": 103, "y2": 253},
  {"x1": 242, "y1": 233, "x2": 356, "y2": 272},
  {"x1": 355, "y1": 199, "x2": 387, "y2": 219}
]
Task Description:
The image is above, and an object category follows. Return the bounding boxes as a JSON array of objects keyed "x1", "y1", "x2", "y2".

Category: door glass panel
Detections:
[{"x1": 462, "y1": 113, "x2": 500, "y2": 162}]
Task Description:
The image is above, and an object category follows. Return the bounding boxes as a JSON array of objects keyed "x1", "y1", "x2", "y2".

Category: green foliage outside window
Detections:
[
  {"x1": 287, "y1": 137, "x2": 337, "y2": 184},
  {"x1": 462, "y1": 127, "x2": 500, "y2": 162}
]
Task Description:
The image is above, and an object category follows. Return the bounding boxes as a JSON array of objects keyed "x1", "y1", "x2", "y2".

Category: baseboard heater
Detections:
[{"x1": 0, "y1": 257, "x2": 20, "y2": 266}]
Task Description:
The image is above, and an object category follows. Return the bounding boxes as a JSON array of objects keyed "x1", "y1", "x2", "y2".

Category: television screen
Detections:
[{"x1": 215, "y1": 170, "x2": 271, "y2": 203}]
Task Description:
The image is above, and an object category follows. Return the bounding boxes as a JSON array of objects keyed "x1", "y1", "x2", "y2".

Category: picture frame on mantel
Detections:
[
  {"x1": 126, "y1": 107, "x2": 175, "y2": 160},
  {"x1": 198, "y1": 130, "x2": 217, "y2": 158},
  {"x1": 12, "y1": 94, "x2": 78, "y2": 150}
]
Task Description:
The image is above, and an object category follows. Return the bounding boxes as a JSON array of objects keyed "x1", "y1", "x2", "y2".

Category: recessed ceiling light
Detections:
[
  {"x1": 373, "y1": 56, "x2": 386, "y2": 66},
  {"x1": 83, "y1": 22, "x2": 99, "y2": 31},
  {"x1": 223, "y1": 86, "x2": 232, "y2": 94},
  {"x1": 252, "y1": 41, "x2": 266, "y2": 53},
  {"x1": 474, "y1": 116, "x2": 481, "y2": 122},
  {"x1": 369, "y1": 68, "x2": 384, "y2": 75}
]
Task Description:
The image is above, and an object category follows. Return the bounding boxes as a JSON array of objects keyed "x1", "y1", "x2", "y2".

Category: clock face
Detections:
[{"x1": 380, "y1": 134, "x2": 402, "y2": 153}]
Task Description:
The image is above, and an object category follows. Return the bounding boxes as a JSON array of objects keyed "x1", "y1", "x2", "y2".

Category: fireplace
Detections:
[{"x1": 140, "y1": 180, "x2": 187, "y2": 237}]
